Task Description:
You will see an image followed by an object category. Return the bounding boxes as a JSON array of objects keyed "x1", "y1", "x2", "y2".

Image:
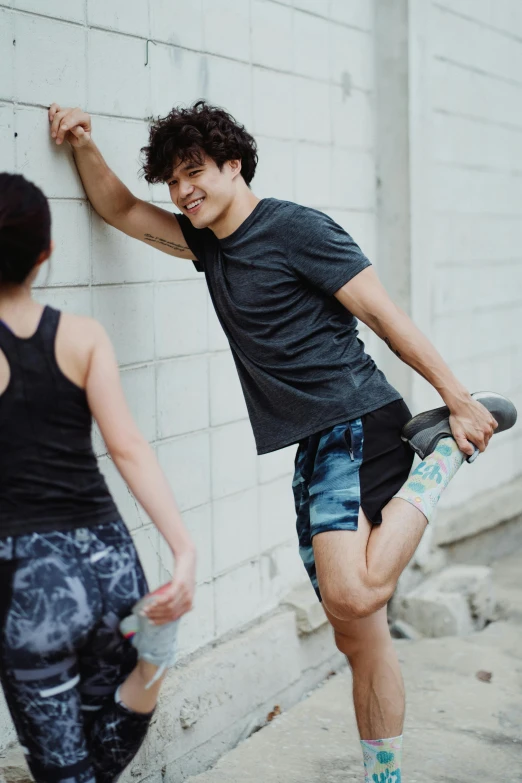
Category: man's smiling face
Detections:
[{"x1": 167, "y1": 153, "x2": 241, "y2": 230}]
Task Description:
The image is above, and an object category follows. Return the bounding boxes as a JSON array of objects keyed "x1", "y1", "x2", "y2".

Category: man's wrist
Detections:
[
  {"x1": 441, "y1": 385, "x2": 473, "y2": 413},
  {"x1": 72, "y1": 137, "x2": 96, "y2": 158}
]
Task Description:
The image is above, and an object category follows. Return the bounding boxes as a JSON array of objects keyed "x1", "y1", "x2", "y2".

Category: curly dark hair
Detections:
[{"x1": 141, "y1": 101, "x2": 258, "y2": 186}]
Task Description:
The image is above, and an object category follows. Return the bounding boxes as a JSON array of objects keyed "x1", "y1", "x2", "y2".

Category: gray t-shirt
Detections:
[{"x1": 177, "y1": 198, "x2": 401, "y2": 454}]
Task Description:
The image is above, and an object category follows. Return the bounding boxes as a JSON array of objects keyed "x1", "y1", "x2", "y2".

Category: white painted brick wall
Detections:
[
  {"x1": 411, "y1": 0, "x2": 522, "y2": 509},
  {"x1": 35, "y1": 201, "x2": 91, "y2": 287},
  {"x1": 120, "y1": 365, "x2": 157, "y2": 443},
  {"x1": 252, "y1": 0, "x2": 293, "y2": 71},
  {"x1": 0, "y1": 0, "x2": 378, "y2": 674},
  {"x1": 87, "y1": 0, "x2": 150, "y2": 37},
  {"x1": 92, "y1": 284, "x2": 155, "y2": 365},
  {"x1": 209, "y1": 351, "x2": 248, "y2": 426},
  {"x1": 0, "y1": 104, "x2": 15, "y2": 172},
  {"x1": 157, "y1": 356, "x2": 209, "y2": 438},
  {"x1": 157, "y1": 431, "x2": 211, "y2": 512},
  {"x1": 213, "y1": 487, "x2": 259, "y2": 574},
  {"x1": 210, "y1": 420, "x2": 257, "y2": 500},
  {"x1": 13, "y1": 0, "x2": 85, "y2": 23},
  {"x1": 150, "y1": 47, "x2": 207, "y2": 117},
  {"x1": 150, "y1": 0, "x2": 204, "y2": 51},
  {"x1": 154, "y1": 280, "x2": 208, "y2": 358}
]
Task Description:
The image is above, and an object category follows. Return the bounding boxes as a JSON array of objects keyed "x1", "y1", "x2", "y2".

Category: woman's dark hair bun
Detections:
[{"x1": 0, "y1": 173, "x2": 51, "y2": 285}]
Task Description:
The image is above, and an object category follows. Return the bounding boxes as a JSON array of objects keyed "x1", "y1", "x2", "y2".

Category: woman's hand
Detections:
[{"x1": 144, "y1": 547, "x2": 197, "y2": 625}]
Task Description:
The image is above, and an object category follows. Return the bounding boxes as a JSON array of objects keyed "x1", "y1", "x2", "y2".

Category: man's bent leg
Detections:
[{"x1": 314, "y1": 505, "x2": 426, "y2": 621}]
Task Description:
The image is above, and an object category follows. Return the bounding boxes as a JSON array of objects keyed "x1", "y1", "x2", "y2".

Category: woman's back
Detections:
[{"x1": 0, "y1": 303, "x2": 119, "y2": 536}]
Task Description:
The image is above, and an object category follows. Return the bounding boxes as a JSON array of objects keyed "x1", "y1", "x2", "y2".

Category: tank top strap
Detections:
[
  {"x1": 34, "y1": 306, "x2": 64, "y2": 376},
  {"x1": 0, "y1": 317, "x2": 19, "y2": 361},
  {"x1": 37, "y1": 305, "x2": 61, "y2": 346},
  {"x1": 0, "y1": 306, "x2": 60, "y2": 366}
]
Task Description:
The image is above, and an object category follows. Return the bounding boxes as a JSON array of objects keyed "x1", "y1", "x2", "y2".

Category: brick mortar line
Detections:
[
  {"x1": 2, "y1": 100, "x2": 151, "y2": 125},
  {"x1": 123, "y1": 515, "x2": 299, "y2": 595},
  {"x1": 97, "y1": 418, "x2": 288, "y2": 453},
  {"x1": 103, "y1": 479, "x2": 295, "y2": 524},
  {"x1": 433, "y1": 108, "x2": 522, "y2": 136},
  {"x1": 434, "y1": 300, "x2": 522, "y2": 315},
  {"x1": 2, "y1": 7, "x2": 375, "y2": 95},
  {"x1": 210, "y1": 539, "x2": 298, "y2": 582},
  {"x1": 250, "y1": 61, "x2": 373, "y2": 94},
  {"x1": 44, "y1": 196, "x2": 376, "y2": 210},
  {"x1": 37, "y1": 279, "x2": 205, "y2": 289},
  {"x1": 441, "y1": 352, "x2": 522, "y2": 366},
  {"x1": 2, "y1": 85, "x2": 373, "y2": 124},
  {"x1": 119, "y1": 351, "x2": 232, "y2": 371},
  {"x1": 433, "y1": 55, "x2": 522, "y2": 91},
  {"x1": 455, "y1": 350, "x2": 517, "y2": 364},
  {"x1": 436, "y1": 259, "x2": 522, "y2": 268},
  {"x1": 433, "y1": 2, "x2": 522, "y2": 46},
  {"x1": 434, "y1": 300, "x2": 522, "y2": 313},
  {"x1": 434, "y1": 210, "x2": 522, "y2": 219},
  {"x1": 268, "y1": 0, "x2": 373, "y2": 35},
  {"x1": 434, "y1": 160, "x2": 522, "y2": 177}
]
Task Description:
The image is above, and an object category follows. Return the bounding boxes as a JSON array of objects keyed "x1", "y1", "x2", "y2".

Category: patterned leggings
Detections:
[{"x1": 0, "y1": 520, "x2": 151, "y2": 783}]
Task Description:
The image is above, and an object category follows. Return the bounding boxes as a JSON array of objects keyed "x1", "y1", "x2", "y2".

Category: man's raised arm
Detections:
[
  {"x1": 48, "y1": 104, "x2": 193, "y2": 260},
  {"x1": 335, "y1": 266, "x2": 497, "y2": 456}
]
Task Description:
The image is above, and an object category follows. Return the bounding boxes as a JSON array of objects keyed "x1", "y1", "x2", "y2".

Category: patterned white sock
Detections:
[
  {"x1": 394, "y1": 437, "x2": 464, "y2": 523},
  {"x1": 360, "y1": 735, "x2": 402, "y2": 782}
]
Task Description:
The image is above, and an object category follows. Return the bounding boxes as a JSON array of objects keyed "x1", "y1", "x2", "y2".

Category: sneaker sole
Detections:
[{"x1": 401, "y1": 391, "x2": 518, "y2": 461}]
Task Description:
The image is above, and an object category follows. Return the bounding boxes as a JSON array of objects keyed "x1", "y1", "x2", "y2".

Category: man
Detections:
[{"x1": 48, "y1": 101, "x2": 514, "y2": 782}]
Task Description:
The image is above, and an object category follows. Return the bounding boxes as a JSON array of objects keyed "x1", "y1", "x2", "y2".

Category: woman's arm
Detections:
[{"x1": 85, "y1": 322, "x2": 196, "y2": 623}]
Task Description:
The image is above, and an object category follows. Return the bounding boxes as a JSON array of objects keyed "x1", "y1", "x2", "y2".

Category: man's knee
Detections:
[{"x1": 322, "y1": 581, "x2": 391, "y2": 622}]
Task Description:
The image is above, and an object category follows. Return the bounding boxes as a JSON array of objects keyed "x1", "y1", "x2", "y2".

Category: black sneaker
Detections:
[{"x1": 401, "y1": 391, "x2": 517, "y2": 462}]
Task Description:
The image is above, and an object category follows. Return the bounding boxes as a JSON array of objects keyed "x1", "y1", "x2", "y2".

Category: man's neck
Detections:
[{"x1": 210, "y1": 188, "x2": 261, "y2": 239}]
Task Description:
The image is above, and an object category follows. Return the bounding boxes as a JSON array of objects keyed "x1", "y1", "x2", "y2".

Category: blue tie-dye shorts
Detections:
[{"x1": 292, "y1": 400, "x2": 413, "y2": 600}]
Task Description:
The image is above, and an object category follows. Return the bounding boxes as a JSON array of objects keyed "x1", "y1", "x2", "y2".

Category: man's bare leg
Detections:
[
  {"x1": 313, "y1": 502, "x2": 426, "y2": 622},
  {"x1": 324, "y1": 604, "x2": 404, "y2": 739},
  {"x1": 314, "y1": 508, "x2": 419, "y2": 782}
]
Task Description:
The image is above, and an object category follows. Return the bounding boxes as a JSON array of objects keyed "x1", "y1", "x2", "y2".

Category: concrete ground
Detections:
[{"x1": 188, "y1": 551, "x2": 522, "y2": 782}]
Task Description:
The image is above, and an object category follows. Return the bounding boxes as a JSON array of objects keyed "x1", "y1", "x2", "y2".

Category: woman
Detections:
[{"x1": 0, "y1": 172, "x2": 196, "y2": 783}]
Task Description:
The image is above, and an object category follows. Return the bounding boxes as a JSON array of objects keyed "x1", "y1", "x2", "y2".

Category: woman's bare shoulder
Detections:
[
  {"x1": 59, "y1": 312, "x2": 107, "y2": 345},
  {"x1": 55, "y1": 312, "x2": 110, "y2": 388}
]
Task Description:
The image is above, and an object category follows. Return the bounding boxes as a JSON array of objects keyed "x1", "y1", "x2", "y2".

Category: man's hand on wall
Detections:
[{"x1": 48, "y1": 104, "x2": 92, "y2": 148}]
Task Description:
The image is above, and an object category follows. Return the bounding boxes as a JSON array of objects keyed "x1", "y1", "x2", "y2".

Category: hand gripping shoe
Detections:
[
  {"x1": 401, "y1": 391, "x2": 517, "y2": 463},
  {"x1": 120, "y1": 596, "x2": 179, "y2": 689}
]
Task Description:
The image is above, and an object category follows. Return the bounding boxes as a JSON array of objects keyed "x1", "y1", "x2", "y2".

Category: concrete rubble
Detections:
[
  {"x1": 396, "y1": 564, "x2": 496, "y2": 637},
  {"x1": 0, "y1": 748, "x2": 29, "y2": 783}
]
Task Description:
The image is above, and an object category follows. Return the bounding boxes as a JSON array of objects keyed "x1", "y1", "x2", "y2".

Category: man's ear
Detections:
[{"x1": 228, "y1": 159, "x2": 242, "y2": 180}]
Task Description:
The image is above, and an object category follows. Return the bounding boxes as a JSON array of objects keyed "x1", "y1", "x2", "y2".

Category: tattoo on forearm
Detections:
[
  {"x1": 384, "y1": 336, "x2": 402, "y2": 359},
  {"x1": 144, "y1": 233, "x2": 189, "y2": 252}
]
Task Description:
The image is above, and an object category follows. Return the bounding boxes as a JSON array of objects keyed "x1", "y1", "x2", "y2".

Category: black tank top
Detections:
[{"x1": 0, "y1": 306, "x2": 120, "y2": 537}]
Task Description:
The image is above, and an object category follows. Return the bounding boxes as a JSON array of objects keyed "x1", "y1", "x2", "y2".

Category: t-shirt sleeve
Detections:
[
  {"x1": 175, "y1": 213, "x2": 215, "y2": 273},
  {"x1": 286, "y1": 206, "x2": 371, "y2": 295}
]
